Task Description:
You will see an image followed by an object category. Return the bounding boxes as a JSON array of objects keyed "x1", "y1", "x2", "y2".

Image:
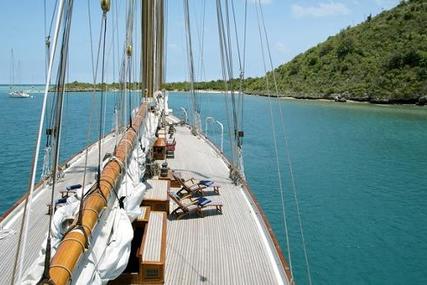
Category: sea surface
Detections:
[{"x1": 1, "y1": 86, "x2": 427, "y2": 284}]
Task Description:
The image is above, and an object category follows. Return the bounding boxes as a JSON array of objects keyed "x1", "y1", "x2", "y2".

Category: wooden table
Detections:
[{"x1": 142, "y1": 179, "x2": 170, "y2": 214}]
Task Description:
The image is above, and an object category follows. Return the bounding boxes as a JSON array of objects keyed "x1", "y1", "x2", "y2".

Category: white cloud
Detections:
[
  {"x1": 291, "y1": 2, "x2": 350, "y2": 18},
  {"x1": 275, "y1": 42, "x2": 289, "y2": 54}
]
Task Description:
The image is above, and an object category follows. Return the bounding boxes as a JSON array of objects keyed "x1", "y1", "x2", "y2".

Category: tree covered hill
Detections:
[
  {"x1": 66, "y1": 1, "x2": 427, "y2": 104},
  {"x1": 245, "y1": 0, "x2": 427, "y2": 103}
]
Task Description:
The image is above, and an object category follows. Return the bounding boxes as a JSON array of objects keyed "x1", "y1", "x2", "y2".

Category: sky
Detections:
[{"x1": 0, "y1": 0, "x2": 400, "y2": 84}]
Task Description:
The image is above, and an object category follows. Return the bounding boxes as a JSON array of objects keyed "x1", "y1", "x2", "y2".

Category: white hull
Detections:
[{"x1": 9, "y1": 91, "x2": 32, "y2": 98}]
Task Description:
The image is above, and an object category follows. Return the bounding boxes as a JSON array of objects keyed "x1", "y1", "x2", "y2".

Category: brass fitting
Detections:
[
  {"x1": 126, "y1": 45, "x2": 132, "y2": 57},
  {"x1": 101, "y1": 0, "x2": 110, "y2": 13}
]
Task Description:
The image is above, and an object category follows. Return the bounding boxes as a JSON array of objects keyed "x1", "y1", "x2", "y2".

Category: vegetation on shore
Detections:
[
  {"x1": 167, "y1": 0, "x2": 427, "y2": 104},
  {"x1": 63, "y1": 81, "x2": 140, "y2": 92},
  {"x1": 65, "y1": 0, "x2": 427, "y2": 104}
]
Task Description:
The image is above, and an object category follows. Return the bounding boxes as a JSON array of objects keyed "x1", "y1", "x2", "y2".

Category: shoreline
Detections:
[
  {"x1": 168, "y1": 90, "x2": 427, "y2": 107},
  {"x1": 19, "y1": 86, "x2": 425, "y2": 107}
]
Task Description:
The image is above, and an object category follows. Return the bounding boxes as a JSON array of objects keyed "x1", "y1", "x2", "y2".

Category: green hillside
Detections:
[
  {"x1": 244, "y1": 0, "x2": 427, "y2": 103},
  {"x1": 66, "y1": 1, "x2": 427, "y2": 104}
]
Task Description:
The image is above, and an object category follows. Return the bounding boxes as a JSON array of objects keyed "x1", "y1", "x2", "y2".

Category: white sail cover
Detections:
[
  {"x1": 21, "y1": 189, "x2": 86, "y2": 284},
  {"x1": 22, "y1": 97, "x2": 164, "y2": 284}
]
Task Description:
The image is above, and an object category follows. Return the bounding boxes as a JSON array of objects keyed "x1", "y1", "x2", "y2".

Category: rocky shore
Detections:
[{"x1": 244, "y1": 91, "x2": 427, "y2": 106}]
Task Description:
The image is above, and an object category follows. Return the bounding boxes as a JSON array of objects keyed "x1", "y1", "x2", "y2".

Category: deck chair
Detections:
[
  {"x1": 168, "y1": 192, "x2": 223, "y2": 220},
  {"x1": 173, "y1": 173, "x2": 220, "y2": 197}
]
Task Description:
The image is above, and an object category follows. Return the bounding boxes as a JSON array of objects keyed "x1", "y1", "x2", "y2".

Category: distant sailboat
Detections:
[
  {"x1": 9, "y1": 49, "x2": 31, "y2": 98},
  {"x1": 9, "y1": 90, "x2": 31, "y2": 98}
]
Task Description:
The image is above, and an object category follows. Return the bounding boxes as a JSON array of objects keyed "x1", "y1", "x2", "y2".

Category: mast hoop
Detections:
[
  {"x1": 121, "y1": 138, "x2": 136, "y2": 149},
  {"x1": 85, "y1": 193, "x2": 107, "y2": 210},
  {"x1": 48, "y1": 264, "x2": 72, "y2": 280},
  {"x1": 61, "y1": 223, "x2": 91, "y2": 249},
  {"x1": 60, "y1": 237, "x2": 86, "y2": 252},
  {"x1": 80, "y1": 224, "x2": 93, "y2": 237},
  {"x1": 108, "y1": 156, "x2": 125, "y2": 173}
]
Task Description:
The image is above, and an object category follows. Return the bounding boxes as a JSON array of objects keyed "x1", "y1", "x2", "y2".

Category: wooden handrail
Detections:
[{"x1": 49, "y1": 102, "x2": 149, "y2": 285}]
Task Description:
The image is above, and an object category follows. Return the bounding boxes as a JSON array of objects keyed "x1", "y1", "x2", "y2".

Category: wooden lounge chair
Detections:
[
  {"x1": 168, "y1": 192, "x2": 223, "y2": 220},
  {"x1": 173, "y1": 173, "x2": 220, "y2": 197}
]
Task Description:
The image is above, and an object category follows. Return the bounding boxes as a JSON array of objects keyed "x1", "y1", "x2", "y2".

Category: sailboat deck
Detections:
[
  {"x1": 165, "y1": 124, "x2": 289, "y2": 284},
  {"x1": 0, "y1": 134, "x2": 118, "y2": 284},
  {"x1": 0, "y1": 123, "x2": 290, "y2": 284}
]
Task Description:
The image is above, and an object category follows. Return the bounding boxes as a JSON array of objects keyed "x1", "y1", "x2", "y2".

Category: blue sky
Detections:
[{"x1": 0, "y1": 0, "x2": 399, "y2": 84}]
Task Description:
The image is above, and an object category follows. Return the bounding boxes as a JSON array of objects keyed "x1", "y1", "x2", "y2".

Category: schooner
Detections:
[{"x1": 0, "y1": 0, "x2": 294, "y2": 284}]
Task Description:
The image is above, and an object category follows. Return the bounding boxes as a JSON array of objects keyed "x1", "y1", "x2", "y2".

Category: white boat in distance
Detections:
[
  {"x1": 9, "y1": 90, "x2": 31, "y2": 98},
  {"x1": 8, "y1": 49, "x2": 32, "y2": 98}
]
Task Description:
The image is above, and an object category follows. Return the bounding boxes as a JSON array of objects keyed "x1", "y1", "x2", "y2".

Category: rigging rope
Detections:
[
  {"x1": 231, "y1": 0, "x2": 247, "y2": 138},
  {"x1": 229, "y1": 0, "x2": 247, "y2": 175},
  {"x1": 192, "y1": 1, "x2": 209, "y2": 132},
  {"x1": 97, "y1": 7, "x2": 109, "y2": 189},
  {"x1": 39, "y1": 0, "x2": 75, "y2": 283},
  {"x1": 183, "y1": 0, "x2": 201, "y2": 134},
  {"x1": 215, "y1": 0, "x2": 236, "y2": 167},
  {"x1": 223, "y1": 0, "x2": 240, "y2": 140},
  {"x1": 116, "y1": 0, "x2": 135, "y2": 136},
  {"x1": 111, "y1": 0, "x2": 120, "y2": 145},
  {"x1": 215, "y1": 0, "x2": 246, "y2": 180},
  {"x1": 127, "y1": 0, "x2": 136, "y2": 197},
  {"x1": 254, "y1": 1, "x2": 294, "y2": 282},
  {"x1": 41, "y1": 0, "x2": 60, "y2": 180},
  {"x1": 241, "y1": 0, "x2": 248, "y2": 130},
  {"x1": 126, "y1": 0, "x2": 135, "y2": 127},
  {"x1": 11, "y1": 0, "x2": 65, "y2": 283},
  {"x1": 75, "y1": 0, "x2": 110, "y2": 234},
  {"x1": 257, "y1": 2, "x2": 312, "y2": 283}
]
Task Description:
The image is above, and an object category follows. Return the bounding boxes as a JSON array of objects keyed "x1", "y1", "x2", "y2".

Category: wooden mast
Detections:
[
  {"x1": 154, "y1": 0, "x2": 165, "y2": 91},
  {"x1": 142, "y1": 0, "x2": 164, "y2": 97},
  {"x1": 142, "y1": 0, "x2": 153, "y2": 97}
]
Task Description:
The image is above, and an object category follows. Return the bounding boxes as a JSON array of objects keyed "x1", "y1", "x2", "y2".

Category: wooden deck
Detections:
[
  {"x1": 165, "y1": 124, "x2": 289, "y2": 284},
  {"x1": 0, "y1": 134, "x2": 118, "y2": 284},
  {"x1": 0, "y1": 121, "x2": 290, "y2": 284}
]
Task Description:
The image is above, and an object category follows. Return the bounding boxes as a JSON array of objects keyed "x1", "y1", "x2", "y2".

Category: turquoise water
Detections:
[{"x1": 1, "y1": 88, "x2": 427, "y2": 284}]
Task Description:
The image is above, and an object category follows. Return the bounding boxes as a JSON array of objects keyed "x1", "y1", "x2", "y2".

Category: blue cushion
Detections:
[
  {"x1": 196, "y1": 197, "x2": 211, "y2": 206},
  {"x1": 199, "y1": 180, "x2": 214, "y2": 187},
  {"x1": 55, "y1": 197, "x2": 67, "y2": 205},
  {"x1": 66, "y1": 184, "x2": 82, "y2": 191}
]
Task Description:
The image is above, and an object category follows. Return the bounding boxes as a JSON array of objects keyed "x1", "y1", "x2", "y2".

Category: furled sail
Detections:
[{"x1": 22, "y1": 94, "x2": 166, "y2": 284}]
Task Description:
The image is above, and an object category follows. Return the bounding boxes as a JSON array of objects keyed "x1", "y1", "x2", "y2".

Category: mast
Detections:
[
  {"x1": 142, "y1": 0, "x2": 164, "y2": 98},
  {"x1": 10, "y1": 49, "x2": 14, "y2": 92},
  {"x1": 142, "y1": 0, "x2": 152, "y2": 97},
  {"x1": 155, "y1": 0, "x2": 165, "y2": 91}
]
